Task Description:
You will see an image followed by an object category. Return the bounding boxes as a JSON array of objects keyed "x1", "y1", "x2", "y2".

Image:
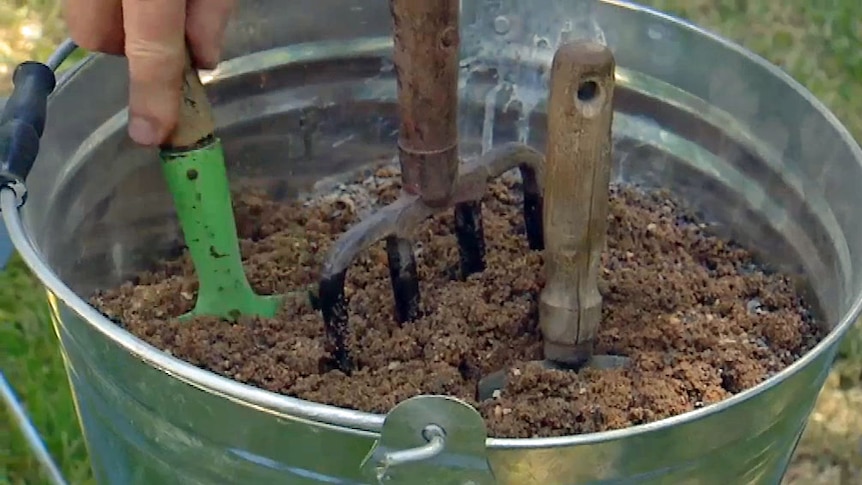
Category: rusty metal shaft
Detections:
[{"x1": 391, "y1": 0, "x2": 460, "y2": 207}]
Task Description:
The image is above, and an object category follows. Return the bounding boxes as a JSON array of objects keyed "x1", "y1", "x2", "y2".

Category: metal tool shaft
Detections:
[
  {"x1": 390, "y1": 0, "x2": 460, "y2": 207},
  {"x1": 540, "y1": 41, "x2": 616, "y2": 366}
]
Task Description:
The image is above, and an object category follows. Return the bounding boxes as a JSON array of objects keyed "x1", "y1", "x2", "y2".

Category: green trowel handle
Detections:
[{"x1": 159, "y1": 54, "x2": 277, "y2": 320}]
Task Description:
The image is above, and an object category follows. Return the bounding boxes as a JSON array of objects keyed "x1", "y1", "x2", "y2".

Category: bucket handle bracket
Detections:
[{"x1": 360, "y1": 395, "x2": 496, "y2": 484}]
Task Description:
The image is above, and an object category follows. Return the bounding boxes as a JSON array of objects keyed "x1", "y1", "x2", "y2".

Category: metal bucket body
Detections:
[{"x1": 16, "y1": 0, "x2": 862, "y2": 483}]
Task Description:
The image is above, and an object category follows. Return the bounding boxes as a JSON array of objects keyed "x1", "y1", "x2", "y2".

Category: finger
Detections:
[
  {"x1": 186, "y1": 0, "x2": 237, "y2": 68},
  {"x1": 62, "y1": 0, "x2": 125, "y2": 55},
  {"x1": 121, "y1": 0, "x2": 187, "y2": 146}
]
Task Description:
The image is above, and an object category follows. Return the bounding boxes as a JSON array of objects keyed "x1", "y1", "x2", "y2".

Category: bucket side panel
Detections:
[
  {"x1": 53, "y1": 298, "x2": 376, "y2": 485},
  {"x1": 486, "y1": 347, "x2": 835, "y2": 485}
]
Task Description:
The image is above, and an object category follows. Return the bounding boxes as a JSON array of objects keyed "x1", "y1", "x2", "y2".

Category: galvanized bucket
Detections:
[{"x1": 4, "y1": 0, "x2": 862, "y2": 483}]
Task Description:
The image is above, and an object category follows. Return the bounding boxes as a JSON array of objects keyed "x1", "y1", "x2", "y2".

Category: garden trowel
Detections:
[{"x1": 159, "y1": 50, "x2": 282, "y2": 321}]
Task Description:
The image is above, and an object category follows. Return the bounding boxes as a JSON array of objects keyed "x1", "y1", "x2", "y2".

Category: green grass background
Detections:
[{"x1": 1, "y1": 0, "x2": 861, "y2": 484}]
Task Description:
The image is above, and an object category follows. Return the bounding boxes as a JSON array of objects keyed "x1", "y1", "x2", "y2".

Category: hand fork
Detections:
[{"x1": 317, "y1": 0, "x2": 545, "y2": 373}]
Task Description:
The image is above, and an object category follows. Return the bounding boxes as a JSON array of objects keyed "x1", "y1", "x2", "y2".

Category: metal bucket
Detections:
[{"x1": 6, "y1": 0, "x2": 862, "y2": 483}]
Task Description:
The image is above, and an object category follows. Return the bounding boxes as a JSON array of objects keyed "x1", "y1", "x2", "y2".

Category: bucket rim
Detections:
[{"x1": 12, "y1": 0, "x2": 862, "y2": 450}]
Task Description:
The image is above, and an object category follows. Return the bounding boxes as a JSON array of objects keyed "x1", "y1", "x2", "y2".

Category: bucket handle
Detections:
[
  {"x1": 377, "y1": 424, "x2": 447, "y2": 468},
  {"x1": 0, "y1": 39, "x2": 77, "y2": 485},
  {"x1": 0, "y1": 58, "x2": 56, "y2": 208},
  {"x1": 0, "y1": 38, "x2": 75, "y2": 210},
  {"x1": 0, "y1": 370, "x2": 69, "y2": 485}
]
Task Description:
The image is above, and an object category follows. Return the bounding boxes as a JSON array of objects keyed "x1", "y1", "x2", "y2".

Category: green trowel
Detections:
[{"x1": 158, "y1": 54, "x2": 281, "y2": 321}]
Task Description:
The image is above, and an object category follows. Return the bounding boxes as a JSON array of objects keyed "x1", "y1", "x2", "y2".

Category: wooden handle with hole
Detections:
[
  {"x1": 539, "y1": 41, "x2": 616, "y2": 366},
  {"x1": 164, "y1": 49, "x2": 216, "y2": 150}
]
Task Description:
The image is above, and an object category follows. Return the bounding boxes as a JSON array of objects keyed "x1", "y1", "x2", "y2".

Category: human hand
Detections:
[{"x1": 63, "y1": 0, "x2": 237, "y2": 146}]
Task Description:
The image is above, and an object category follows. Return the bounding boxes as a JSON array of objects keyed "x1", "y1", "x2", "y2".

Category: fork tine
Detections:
[
  {"x1": 520, "y1": 164, "x2": 544, "y2": 250},
  {"x1": 454, "y1": 201, "x2": 486, "y2": 278},
  {"x1": 318, "y1": 195, "x2": 430, "y2": 373},
  {"x1": 318, "y1": 270, "x2": 351, "y2": 372},
  {"x1": 386, "y1": 236, "x2": 421, "y2": 323}
]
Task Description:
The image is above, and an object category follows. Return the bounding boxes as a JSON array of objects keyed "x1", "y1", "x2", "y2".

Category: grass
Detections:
[
  {"x1": 1, "y1": 0, "x2": 861, "y2": 483},
  {"x1": 0, "y1": 257, "x2": 94, "y2": 485}
]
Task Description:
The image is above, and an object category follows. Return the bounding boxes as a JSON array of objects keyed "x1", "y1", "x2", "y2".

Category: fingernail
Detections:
[
  {"x1": 199, "y1": 48, "x2": 221, "y2": 69},
  {"x1": 128, "y1": 116, "x2": 160, "y2": 146},
  {"x1": 200, "y1": 57, "x2": 219, "y2": 70}
]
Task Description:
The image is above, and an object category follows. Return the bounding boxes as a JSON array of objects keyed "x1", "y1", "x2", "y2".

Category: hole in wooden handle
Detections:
[{"x1": 574, "y1": 78, "x2": 606, "y2": 118}]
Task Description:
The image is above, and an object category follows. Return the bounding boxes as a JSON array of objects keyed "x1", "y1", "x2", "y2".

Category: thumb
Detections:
[{"x1": 122, "y1": 0, "x2": 187, "y2": 146}]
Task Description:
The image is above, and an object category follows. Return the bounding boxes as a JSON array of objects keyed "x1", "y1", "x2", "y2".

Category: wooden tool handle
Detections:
[
  {"x1": 390, "y1": 0, "x2": 460, "y2": 207},
  {"x1": 164, "y1": 49, "x2": 216, "y2": 150},
  {"x1": 539, "y1": 41, "x2": 615, "y2": 366}
]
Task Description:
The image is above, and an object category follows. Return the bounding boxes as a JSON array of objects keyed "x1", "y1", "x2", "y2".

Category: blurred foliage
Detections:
[{"x1": 0, "y1": 0, "x2": 84, "y2": 93}]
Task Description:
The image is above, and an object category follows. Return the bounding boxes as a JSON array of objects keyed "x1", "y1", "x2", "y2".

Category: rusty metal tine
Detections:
[
  {"x1": 453, "y1": 202, "x2": 486, "y2": 276},
  {"x1": 449, "y1": 142, "x2": 546, "y2": 251},
  {"x1": 521, "y1": 164, "x2": 544, "y2": 250},
  {"x1": 319, "y1": 194, "x2": 432, "y2": 372}
]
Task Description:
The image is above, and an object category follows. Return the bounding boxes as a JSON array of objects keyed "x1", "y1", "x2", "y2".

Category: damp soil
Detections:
[{"x1": 90, "y1": 167, "x2": 824, "y2": 439}]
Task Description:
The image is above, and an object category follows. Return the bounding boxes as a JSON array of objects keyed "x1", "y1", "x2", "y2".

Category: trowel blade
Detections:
[{"x1": 476, "y1": 354, "x2": 630, "y2": 401}]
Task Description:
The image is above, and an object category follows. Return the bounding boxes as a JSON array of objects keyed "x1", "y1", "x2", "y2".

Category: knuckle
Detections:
[
  {"x1": 124, "y1": 39, "x2": 184, "y2": 78},
  {"x1": 124, "y1": 38, "x2": 182, "y2": 62}
]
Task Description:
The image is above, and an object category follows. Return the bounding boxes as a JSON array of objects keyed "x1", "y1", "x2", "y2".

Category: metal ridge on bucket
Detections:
[{"x1": 3, "y1": 0, "x2": 862, "y2": 483}]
